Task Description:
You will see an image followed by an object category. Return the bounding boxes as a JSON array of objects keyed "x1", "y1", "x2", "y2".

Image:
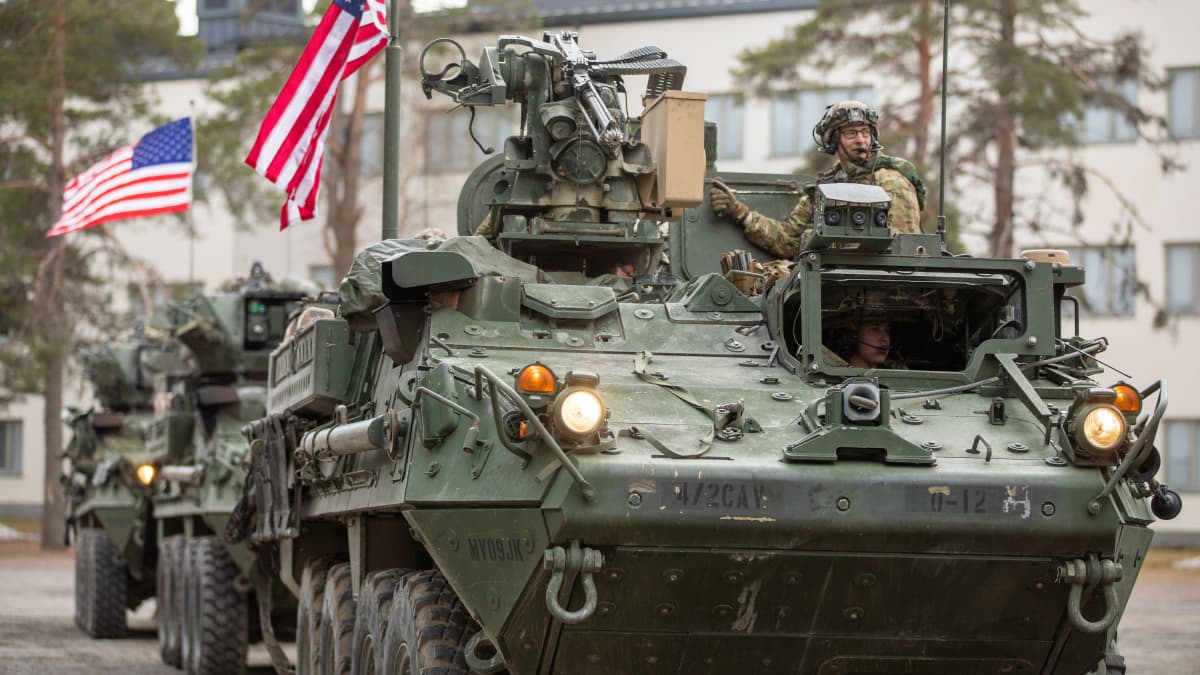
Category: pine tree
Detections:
[
  {"x1": 0, "y1": 0, "x2": 199, "y2": 548},
  {"x1": 736, "y1": 0, "x2": 1176, "y2": 256}
]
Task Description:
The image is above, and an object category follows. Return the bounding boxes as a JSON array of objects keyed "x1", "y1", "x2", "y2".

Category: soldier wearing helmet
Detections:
[{"x1": 710, "y1": 100, "x2": 926, "y2": 259}]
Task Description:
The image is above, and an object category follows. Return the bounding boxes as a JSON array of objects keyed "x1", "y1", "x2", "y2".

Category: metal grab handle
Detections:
[
  {"x1": 1058, "y1": 556, "x2": 1123, "y2": 634},
  {"x1": 1089, "y1": 380, "x2": 1167, "y2": 514},
  {"x1": 543, "y1": 542, "x2": 604, "y2": 624}
]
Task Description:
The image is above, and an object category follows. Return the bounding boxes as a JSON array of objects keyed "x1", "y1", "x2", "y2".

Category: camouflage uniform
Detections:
[{"x1": 742, "y1": 153, "x2": 923, "y2": 259}]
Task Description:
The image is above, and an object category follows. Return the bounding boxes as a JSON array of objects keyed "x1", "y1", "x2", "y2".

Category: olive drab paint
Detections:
[{"x1": 235, "y1": 29, "x2": 1175, "y2": 675}]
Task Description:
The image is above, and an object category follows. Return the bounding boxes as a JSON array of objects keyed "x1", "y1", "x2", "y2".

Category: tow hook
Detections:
[
  {"x1": 543, "y1": 540, "x2": 604, "y2": 624},
  {"x1": 1057, "y1": 554, "x2": 1123, "y2": 633}
]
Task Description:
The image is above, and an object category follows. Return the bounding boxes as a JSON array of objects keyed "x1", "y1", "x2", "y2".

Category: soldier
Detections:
[
  {"x1": 710, "y1": 100, "x2": 926, "y2": 259},
  {"x1": 824, "y1": 314, "x2": 902, "y2": 369}
]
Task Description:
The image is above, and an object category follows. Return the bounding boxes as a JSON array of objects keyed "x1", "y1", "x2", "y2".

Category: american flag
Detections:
[
  {"x1": 245, "y1": 0, "x2": 389, "y2": 231},
  {"x1": 47, "y1": 118, "x2": 193, "y2": 238}
]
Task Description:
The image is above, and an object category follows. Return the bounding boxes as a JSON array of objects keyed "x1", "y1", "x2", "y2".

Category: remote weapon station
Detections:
[{"x1": 239, "y1": 28, "x2": 1179, "y2": 675}]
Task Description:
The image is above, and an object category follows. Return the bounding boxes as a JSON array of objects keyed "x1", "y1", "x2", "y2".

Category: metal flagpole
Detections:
[
  {"x1": 382, "y1": 0, "x2": 404, "y2": 241},
  {"x1": 936, "y1": 0, "x2": 950, "y2": 246},
  {"x1": 189, "y1": 100, "x2": 197, "y2": 286}
]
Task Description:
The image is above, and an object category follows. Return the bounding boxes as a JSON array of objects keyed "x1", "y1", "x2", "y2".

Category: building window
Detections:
[
  {"x1": 309, "y1": 264, "x2": 336, "y2": 291},
  {"x1": 0, "y1": 421, "x2": 22, "y2": 476},
  {"x1": 705, "y1": 94, "x2": 744, "y2": 160},
  {"x1": 359, "y1": 113, "x2": 384, "y2": 178},
  {"x1": 1169, "y1": 67, "x2": 1200, "y2": 140},
  {"x1": 127, "y1": 281, "x2": 203, "y2": 321},
  {"x1": 425, "y1": 108, "x2": 515, "y2": 173},
  {"x1": 1081, "y1": 78, "x2": 1137, "y2": 144},
  {"x1": 203, "y1": 0, "x2": 229, "y2": 10},
  {"x1": 1063, "y1": 246, "x2": 1137, "y2": 316},
  {"x1": 1167, "y1": 243, "x2": 1200, "y2": 314},
  {"x1": 770, "y1": 87, "x2": 874, "y2": 157},
  {"x1": 1164, "y1": 420, "x2": 1200, "y2": 491}
]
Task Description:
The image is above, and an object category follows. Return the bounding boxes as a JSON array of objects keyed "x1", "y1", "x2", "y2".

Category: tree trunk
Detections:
[
  {"x1": 991, "y1": 0, "x2": 1018, "y2": 257},
  {"x1": 914, "y1": 0, "x2": 934, "y2": 168},
  {"x1": 323, "y1": 63, "x2": 374, "y2": 280},
  {"x1": 41, "y1": 0, "x2": 68, "y2": 551},
  {"x1": 41, "y1": 344, "x2": 66, "y2": 549}
]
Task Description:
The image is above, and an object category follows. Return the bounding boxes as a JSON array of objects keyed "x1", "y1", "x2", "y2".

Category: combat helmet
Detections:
[{"x1": 813, "y1": 100, "x2": 880, "y2": 155}]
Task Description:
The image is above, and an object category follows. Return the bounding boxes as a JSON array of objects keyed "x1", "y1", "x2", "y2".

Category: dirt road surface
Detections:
[{"x1": 1, "y1": 539, "x2": 1198, "y2": 674}]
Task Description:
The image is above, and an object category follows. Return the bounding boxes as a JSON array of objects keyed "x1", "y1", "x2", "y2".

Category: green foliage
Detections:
[
  {"x1": 198, "y1": 0, "x2": 543, "y2": 246},
  {"x1": 735, "y1": 0, "x2": 1175, "y2": 256},
  {"x1": 0, "y1": 0, "x2": 201, "y2": 405},
  {"x1": 199, "y1": 40, "x2": 305, "y2": 227}
]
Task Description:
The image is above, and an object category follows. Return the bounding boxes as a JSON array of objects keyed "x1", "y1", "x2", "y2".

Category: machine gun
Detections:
[{"x1": 420, "y1": 32, "x2": 701, "y2": 276}]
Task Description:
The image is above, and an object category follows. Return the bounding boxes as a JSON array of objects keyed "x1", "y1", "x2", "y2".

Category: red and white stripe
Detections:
[
  {"x1": 245, "y1": 0, "x2": 388, "y2": 230},
  {"x1": 47, "y1": 146, "x2": 192, "y2": 238}
]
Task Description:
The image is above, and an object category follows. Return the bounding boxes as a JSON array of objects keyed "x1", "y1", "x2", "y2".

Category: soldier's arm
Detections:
[
  {"x1": 875, "y1": 168, "x2": 922, "y2": 234},
  {"x1": 741, "y1": 195, "x2": 813, "y2": 259}
]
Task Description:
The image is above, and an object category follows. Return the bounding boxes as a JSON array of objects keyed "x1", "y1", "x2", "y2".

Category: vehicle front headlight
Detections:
[
  {"x1": 555, "y1": 389, "x2": 605, "y2": 438},
  {"x1": 135, "y1": 463, "x2": 157, "y2": 486},
  {"x1": 1073, "y1": 404, "x2": 1127, "y2": 460}
]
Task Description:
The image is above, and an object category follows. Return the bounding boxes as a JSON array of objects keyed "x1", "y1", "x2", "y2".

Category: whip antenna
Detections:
[{"x1": 937, "y1": 0, "x2": 950, "y2": 245}]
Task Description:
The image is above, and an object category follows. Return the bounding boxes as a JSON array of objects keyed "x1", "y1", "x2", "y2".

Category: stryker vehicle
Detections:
[
  {"x1": 64, "y1": 325, "x2": 188, "y2": 638},
  {"x1": 146, "y1": 263, "x2": 307, "y2": 674},
  {"x1": 239, "y1": 31, "x2": 1181, "y2": 675}
]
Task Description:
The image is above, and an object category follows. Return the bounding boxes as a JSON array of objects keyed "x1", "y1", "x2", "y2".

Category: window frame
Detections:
[
  {"x1": 424, "y1": 107, "x2": 516, "y2": 174},
  {"x1": 1163, "y1": 419, "x2": 1200, "y2": 492},
  {"x1": 1166, "y1": 242, "x2": 1200, "y2": 315},
  {"x1": 0, "y1": 420, "x2": 22, "y2": 476},
  {"x1": 358, "y1": 112, "x2": 385, "y2": 178},
  {"x1": 768, "y1": 86, "x2": 875, "y2": 158},
  {"x1": 1168, "y1": 66, "x2": 1200, "y2": 141},
  {"x1": 705, "y1": 93, "x2": 745, "y2": 160},
  {"x1": 1062, "y1": 245, "x2": 1138, "y2": 317},
  {"x1": 1080, "y1": 77, "x2": 1139, "y2": 145}
]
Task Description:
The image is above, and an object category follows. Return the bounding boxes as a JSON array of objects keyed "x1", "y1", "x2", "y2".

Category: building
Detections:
[{"x1": 4, "y1": 0, "x2": 1199, "y2": 545}]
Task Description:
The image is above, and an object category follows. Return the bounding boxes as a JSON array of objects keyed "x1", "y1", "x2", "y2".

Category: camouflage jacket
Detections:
[{"x1": 742, "y1": 153, "x2": 923, "y2": 259}]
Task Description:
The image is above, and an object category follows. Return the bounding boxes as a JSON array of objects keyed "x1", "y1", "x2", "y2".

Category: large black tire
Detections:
[
  {"x1": 76, "y1": 527, "x2": 128, "y2": 638},
  {"x1": 73, "y1": 529, "x2": 90, "y2": 632},
  {"x1": 297, "y1": 557, "x2": 335, "y2": 675},
  {"x1": 380, "y1": 570, "x2": 479, "y2": 675},
  {"x1": 157, "y1": 535, "x2": 184, "y2": 666},
  {"x1": 319, "y1": 562, "x2": 357, "y2": 675},
  {"x1": 180, "y1": 537, "x2": 248, "y2": 675},
  {"x1": 350, "y1": 569, "x2": 406, "y2": 675}
]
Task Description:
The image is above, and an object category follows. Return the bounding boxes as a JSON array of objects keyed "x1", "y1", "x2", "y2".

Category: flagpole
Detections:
[
  {"x1": 382, "y1": 0, "x2": 404, "y2": 241},
  {"x1": 189, "y1": 100, "x2": 196, "y2": 287}
]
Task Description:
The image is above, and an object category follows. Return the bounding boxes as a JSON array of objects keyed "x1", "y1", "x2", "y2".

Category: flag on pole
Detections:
[
  {"x1": 244, "y1": 0, "x2": 389, "y2": 231},
  {"x1": 47, "y1": 118, "x2": 194, "y2": 238}
]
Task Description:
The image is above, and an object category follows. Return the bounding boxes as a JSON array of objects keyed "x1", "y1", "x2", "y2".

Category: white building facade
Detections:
[{"x1": 5, "y1": 0, "x2": 1200, "y2": 544}]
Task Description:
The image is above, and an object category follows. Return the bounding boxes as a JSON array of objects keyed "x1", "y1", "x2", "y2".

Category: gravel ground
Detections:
[{"x1": 1, "y1": 539, "x2": 1197, "y2": 674}]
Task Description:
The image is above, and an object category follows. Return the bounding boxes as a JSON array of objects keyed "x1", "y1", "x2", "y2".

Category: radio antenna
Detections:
[{"x1": 937, "y1": 0, "x2": 950, "y2": 245}]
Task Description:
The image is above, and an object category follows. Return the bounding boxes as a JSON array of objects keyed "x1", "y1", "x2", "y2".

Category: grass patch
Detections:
[{"x1": 0, "y1": 518, "x2": 41, "y2": 534}]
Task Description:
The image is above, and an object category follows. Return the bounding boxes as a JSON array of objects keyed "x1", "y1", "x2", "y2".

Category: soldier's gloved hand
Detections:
[{"x1": 709, "y1": 181, "x2": 750, "y2": 225}]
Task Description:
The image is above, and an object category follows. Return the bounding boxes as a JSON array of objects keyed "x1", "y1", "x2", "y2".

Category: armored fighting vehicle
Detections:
[
  {"x1": 64, "y1": 325, "x2": 187, "y2": 638},
  {"x1": 240, "y1": 32, "x2": 1180, "y2": 675},
  {"x1": 145, "y1": 263, "x2": 307, "y2": 674}
]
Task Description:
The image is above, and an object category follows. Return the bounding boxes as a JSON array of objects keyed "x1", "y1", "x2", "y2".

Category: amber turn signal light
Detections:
[
  {"x1": 516, "y1": 364, "x2": 556, "y2": 394},
  {"x1": 1112, "y1": 384, "x2": 1141, "y2": 415}
]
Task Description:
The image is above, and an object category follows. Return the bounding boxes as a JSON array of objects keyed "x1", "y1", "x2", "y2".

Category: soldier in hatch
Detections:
[
  {"x1": 823, "y1": 315, "x2": 905, "y2": 369},
  {"x1": 710, "y1": 100, "x2": 925, "y2": 259}
]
